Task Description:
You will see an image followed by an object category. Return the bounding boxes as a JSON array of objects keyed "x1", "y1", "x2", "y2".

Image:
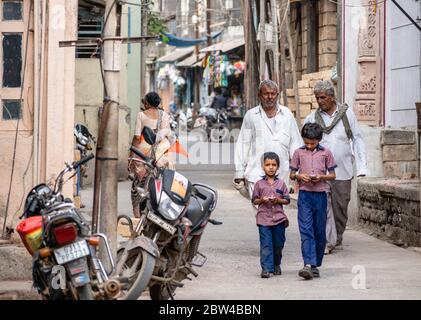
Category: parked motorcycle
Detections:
[
  {"x1": 178, "y1": 107, "x2": 194, "y2": 132},
  {"x1": 74, "y1": 124, "x2": 95, "y2": 178},
  {"x1": 116, "y1": 127, "x2": 220, "y2": 300},
  {"x1": 193, "y1": 107, "x2": 230, "y2": 142},
  {"x1": 170, "y1": 112, "x2": 179, "y2": 132},
  {"x1": 16, "y1": 154, "x2": 120, "y2": 300}
]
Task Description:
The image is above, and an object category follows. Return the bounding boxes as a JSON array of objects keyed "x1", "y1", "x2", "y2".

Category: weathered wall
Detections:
[
  {"x1": 385, "y1": 0, "x2": 420, "y2": 128},
  {"x1": 348, "y1": 126, "x2": 383, "y2": 226},
  {"x1": 126, "y1": 2, "x2": 140, "y2": 138},
  {"x1": 344, "y1": 0, "x2": 420, "y2": 128},
  {"x1": 0, "y1": 0, "x2": 35, "y2": 228},
  {"x1": 358, "y1": 178, "x2": 420, "y2": 247},
  {"x1": 75, "y1": 58, "x2": 130, "y2": 186},
  {"x1": 288, "y1": 0, "x2": 337, "y2": 81}
]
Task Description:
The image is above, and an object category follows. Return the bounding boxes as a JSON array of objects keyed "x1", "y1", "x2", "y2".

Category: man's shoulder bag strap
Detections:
[
  {"x1": 339, "y1": 104, "x2": 354, "y2": 141},
  {"x1": 315, "y1": 103, "x2": 354, "y2": 141}
]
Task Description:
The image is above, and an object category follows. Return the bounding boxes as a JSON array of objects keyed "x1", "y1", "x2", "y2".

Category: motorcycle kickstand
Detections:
[{"x1": 167, "y1": 285, "x2": 175, "y2": 300}]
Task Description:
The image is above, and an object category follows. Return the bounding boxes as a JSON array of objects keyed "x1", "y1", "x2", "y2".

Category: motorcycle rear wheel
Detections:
[{"x1": 117, "y1": 248, "x2": 155, "y2": 300}]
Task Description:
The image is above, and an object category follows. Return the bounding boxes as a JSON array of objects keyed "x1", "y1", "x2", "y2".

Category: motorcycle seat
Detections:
[{"x1": 185, "y1": 187, "x2": 215, "y2": 229}]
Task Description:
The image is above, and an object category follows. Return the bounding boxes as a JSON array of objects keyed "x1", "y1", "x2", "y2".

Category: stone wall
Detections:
[
  {"x1": 358, "y1": 178, "x2": 420, "y2": 247},
  {"x1": 357, "y1": 129, "x2": 420, "y2": 246},
  {"x1": 381, "y1": 130, "x2": 419, "y2": 179}
]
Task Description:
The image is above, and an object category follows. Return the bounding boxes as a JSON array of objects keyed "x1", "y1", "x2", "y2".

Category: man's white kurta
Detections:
[{"x1": 235, "y1": 104, "x2": 303, "y2": 186}]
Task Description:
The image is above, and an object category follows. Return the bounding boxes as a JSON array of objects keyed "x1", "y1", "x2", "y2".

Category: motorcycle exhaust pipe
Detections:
[
  {"x1": 104, "y1": 279, "x2": 121, "y2": 299},
  {"x1": 208, "y1": 218, "x2": 223, "y2": 225}
]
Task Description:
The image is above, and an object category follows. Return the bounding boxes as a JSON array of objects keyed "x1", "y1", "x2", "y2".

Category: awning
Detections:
[
  {"x1": 200, "y1": 38, "x2": 244, "y2": 53},
  {"x1": 176, "y1": 53, "x2": 206, "y2": 67},
  {"x1": 160, "y1": 30, "x2": 223, "y2": 47},
  {"x1": 156, "y1": 47, "x2": 194, "y2": 63}
]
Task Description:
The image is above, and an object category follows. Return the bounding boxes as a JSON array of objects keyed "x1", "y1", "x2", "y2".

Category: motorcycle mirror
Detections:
[
  {"x1": 75, "y1": 124, "x2": 90, "y2": 136},
  {"x1": 142, "y1": 126, "x2": 156, "y2": 145}
]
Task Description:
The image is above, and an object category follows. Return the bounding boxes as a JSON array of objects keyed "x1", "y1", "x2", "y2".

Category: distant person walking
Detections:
[{"x1": 129, "y1": 92, "x2": 174, "y2": 217}]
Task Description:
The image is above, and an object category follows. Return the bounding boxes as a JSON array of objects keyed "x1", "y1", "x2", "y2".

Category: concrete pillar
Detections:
[{"x1": 43, "y1": 0, "x2": 77, "y2": 198}]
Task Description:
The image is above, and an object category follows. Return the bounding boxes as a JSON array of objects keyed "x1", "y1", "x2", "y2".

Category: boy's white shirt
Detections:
[{"x1": 234, "y1": 104, "x2": 303, "y2": 185}]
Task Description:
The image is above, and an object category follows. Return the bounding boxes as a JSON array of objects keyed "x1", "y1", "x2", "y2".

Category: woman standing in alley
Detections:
[{"x1": 128, "y1": 91, "x2": 175, "y2": 217}]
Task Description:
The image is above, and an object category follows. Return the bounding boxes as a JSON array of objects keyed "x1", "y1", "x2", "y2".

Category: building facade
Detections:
[{"x1": 0, "y1": 0, "x2": 77, "y2": 231}]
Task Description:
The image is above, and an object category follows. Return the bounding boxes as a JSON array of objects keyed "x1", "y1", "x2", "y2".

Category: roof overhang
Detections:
[
  {"x1": 156, "y1": 47, "x2": 195, "y2": 63},
  {"x1": 199, "y1": 38, "x2": 244, "y2": 53},
  {"x1": 176, "y1": 53, "x2": 206, "y2": 68}
]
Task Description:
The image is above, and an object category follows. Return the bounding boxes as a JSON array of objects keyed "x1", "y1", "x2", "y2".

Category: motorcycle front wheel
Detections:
[
  {"x1": 149, "y1": 235, "x2": 202, "y2": 300},
  {"x1": 116, "y1": 247, "x2": 155, "y2": 300},
  {"x1": 209, "y1": 126, "x2": 230, "y2": 143},
  {"x1": 77, "y1": 284, "x2": 94, "y2": 300},
  {"x1": 149, "y1": 283, "x2": 175, "y2": 300}
]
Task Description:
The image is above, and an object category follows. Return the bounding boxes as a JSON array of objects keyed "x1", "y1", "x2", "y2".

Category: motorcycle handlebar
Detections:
[{"x1": 72, "y1": 153, "x2": 95, "y2": 170}]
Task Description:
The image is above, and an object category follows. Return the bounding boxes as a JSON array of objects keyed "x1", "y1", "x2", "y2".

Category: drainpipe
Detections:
[
  {"x1": 33, "y1": 0, "x2": 48, "y2": 184},
  {"x1": 33, "y1": 0, "x2": 40, "y2": 186}
]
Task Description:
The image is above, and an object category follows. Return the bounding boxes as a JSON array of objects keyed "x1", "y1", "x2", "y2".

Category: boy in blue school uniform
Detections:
[{"x1": 290, "y1": 123, "x2": 337, "y2": 280}]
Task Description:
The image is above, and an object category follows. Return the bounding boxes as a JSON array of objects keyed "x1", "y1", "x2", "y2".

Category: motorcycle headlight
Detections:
[{"x1": 158, "y1": 192, "x2": 185, "y2": 221}]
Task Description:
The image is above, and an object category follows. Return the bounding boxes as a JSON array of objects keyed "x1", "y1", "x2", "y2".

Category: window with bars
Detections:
[
  {"x1": 1, "y1": 1, "x2": 25, "y2": 124},
  {"x1": 2, "y1": 33, "x2": 22, "y2": 87},
  {"x1": 2, "y1": 100, "x2": 21, "y2": 120},
  {"x1": 76, "y1": 12, "x2": 103, "y2": 58},
  {"x1": 2, "y1": 0, "x2": 22, "y2": 21}
]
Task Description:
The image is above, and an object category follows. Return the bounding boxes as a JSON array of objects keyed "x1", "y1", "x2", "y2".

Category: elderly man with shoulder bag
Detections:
[{"x1": 304, "y1": 80, "x2": 368, "y2": 253}]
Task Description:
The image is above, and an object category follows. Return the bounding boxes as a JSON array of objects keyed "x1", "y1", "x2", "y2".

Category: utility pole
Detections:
[
  {"x1": 140, "y1": 0, "x2": 148, "y2": 99},
  {"x1": 241, "y1": 0, "x2": 259, "y2": 109},
  {"x1": 205, "y1": 0, "x2": 211, "y2": 98},
  {"x1": 279, "y1": 0, "x2": 288, "y2": 107},
  {"x1": 193, "y1": 0, "x2": 201, "y2": 118},
  {"x1": 258, "y1": 0, "x2": 279, "y2": 83},
  {"x1": 99, "y1": 0, "x2": 121, "y2": 260},
  {"x1": 206, "y1": 0, "x2": 211, "y2": 46},
  {"x1": 285, "y1": 2, "x2": 301, "y2": 126}
]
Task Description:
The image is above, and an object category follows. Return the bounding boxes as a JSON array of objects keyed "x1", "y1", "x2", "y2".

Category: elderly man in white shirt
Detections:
[
  {"x1": 304, "y1": 80, "x2": 368, "y2": 252},
  {"x1": 234, "y1": 80, "x2": 302, "y2": 199}
]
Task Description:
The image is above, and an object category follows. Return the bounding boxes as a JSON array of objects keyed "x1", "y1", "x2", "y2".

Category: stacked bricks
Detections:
[
  {"x1": 381, "y1": 130, "x2": 419, "y2": 179},
  {"x1": 285, "y1": 70, "x2": 332, "y2": 124}
]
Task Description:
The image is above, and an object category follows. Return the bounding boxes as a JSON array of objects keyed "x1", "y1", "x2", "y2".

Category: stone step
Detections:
[
  {"x1": 0, "y1": 281, "x2": 40, "y2": 300},
  {"x1": 0, "y1": 244, "x2": 32, "y2": 282}
]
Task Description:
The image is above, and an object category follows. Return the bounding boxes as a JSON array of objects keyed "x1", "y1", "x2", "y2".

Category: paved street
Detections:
[{"x1": 81, "y1": 167, "x2": 421, "y2": 300}]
